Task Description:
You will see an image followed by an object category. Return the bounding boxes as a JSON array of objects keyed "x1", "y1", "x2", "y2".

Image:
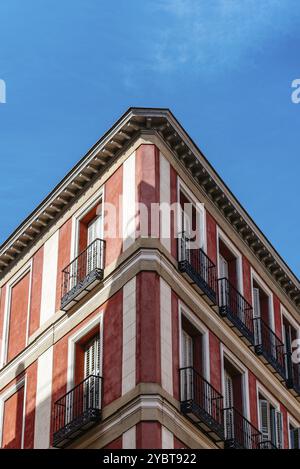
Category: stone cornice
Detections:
[{"x1": 0, "y1": 107, "x2": 299, "y2": 310}]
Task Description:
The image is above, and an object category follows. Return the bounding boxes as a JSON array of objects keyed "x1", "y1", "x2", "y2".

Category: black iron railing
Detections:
[
  {"x1": 53, "y1": 375, "x2": 102, "y2": 448},
  {"x1": 218, "y1": 278, "x2": 255, "y2": 345},
  {"x1": 224, "y1": 407, "x2": 262, "y2": 449},
  {"x1": 258, "y1": 440, "x2": 278, "y2": 449},
  {"x1": 179, "y1": 367, "x2": 224, "y2": 441},
  {"x1": 61, "y1": 238, "x2": 105, "y2": 310},
  {"x1": 178, "y1": 234, "x2": 218, "y2": 305},
  {"x1": 254, "y1": 318, "x2": 286, "y2": 380}
]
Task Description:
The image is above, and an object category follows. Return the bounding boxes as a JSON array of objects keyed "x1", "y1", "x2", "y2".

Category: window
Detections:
[
  {"x1": 223, "y1": 359, "x2": 245, "y2": 438},
  {"x1": 252, "y1": 276, "x2": 274, "y2": 347},
  {"x1": 84, "y1": 334, "x2": 101, "y2": 378},
  {"x1": 289, "y1": 423, "x2": 300, "y2": 449},
  {"x1": 61, "y1": 199, "x2": 104, "y2": 311},
  {"x1": 258, "y1": 395, "x2": 283, "y2": 448},
  {"x1": 178, "y1": 182, "x2": 206, "y2": 256},
  {"x1": 180, "y1": 315, "x2": 205, "y2": 401},
  {"x1": 74, "y1": 329, "x2": 101, "y2": 385},
  {"x1": 78, "y1": 203, "x2": 103, "y2": 254},
  {"x1": 218, "y1": 240, "x2": 238, "y2": 288},
  {"x1": 282, "y1": 317, "x2": 298, "y2": 376},
  {"x1": 253, "y1": 281, "x2": 271, "y2": 326}
]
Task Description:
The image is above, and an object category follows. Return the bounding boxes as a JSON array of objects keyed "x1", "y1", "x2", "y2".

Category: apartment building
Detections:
[{"x1": 0, "y1": 107, "x2": 299, "y2": 449}]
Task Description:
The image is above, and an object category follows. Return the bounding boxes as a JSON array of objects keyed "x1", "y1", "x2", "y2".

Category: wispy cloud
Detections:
[{"x1": 148, "y1": 0, "x2": 299, "y2": 74}]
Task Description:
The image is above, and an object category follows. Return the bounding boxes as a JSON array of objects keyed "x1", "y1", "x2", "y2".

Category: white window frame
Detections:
[
  {"x1": 70, "y1": 187, "x2": 104, "y2": 261},
  {"x1": 287, "y1": 414, "x2": 300, "y2": 449},
  {"x1": 178, "y1": 301, "x2": 210, "y2": 381},
  {"x1": 217, "y1": 227, "x2": 243, "y2": 294},
  {"x1": 67, "y1": 311, "x2": 104, "y2": 392},
  {"x1": 0, "y1": 261, "x2": 33, "y2": 368},
  {"x1": 256, "y1": 382, "x2": 284, "y2": 446},
  {"x1": 220, "y1": 344, "x2": 250, "y2": 419},
  {"x1": 177, "y1": 178, "x2": 207, "y2": 253},
  {"x1": 0, "y1": 375, "x2": 26, "y2": 448},
  {"x1": 280, "y1": 305, "x2": 300, "y2": 343},
  {"x1": 251, "y1": 268, "x2": 275, "y2": 332}
]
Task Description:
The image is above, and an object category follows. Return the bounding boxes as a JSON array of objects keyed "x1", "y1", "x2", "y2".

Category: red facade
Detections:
[{"x1": 0, "y1": 109, "x2": 299, "y2": 450}]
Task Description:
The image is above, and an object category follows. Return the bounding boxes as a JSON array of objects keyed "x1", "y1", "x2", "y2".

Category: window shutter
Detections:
[
  {"x1": 275, "y1": 411, "x2": 283, "y2": 449},
  {"x1": 182, "y1": 330, "x2": 193, "y2": 368},
  {"x1": 181, "y1": 330, "x2": 194, "y2": 401},
  {"x1": 219, "y1": 254, "x2": 229, "y2": 280},
  {"x1": 253, "y1": 287, "x2": 262, "y2": 345},
  {"x1": 224, "y1": 372, "x2": 234, "y2": 439},
  {"x1": 253, "y1": 287, "x2": 261, "y2": 318},
  {"x1": 259, "y1": 399, "x2": 270, "y2": 441},
  {"x1": 84, "y1": 334, "x2": 101, "y2": 379},
  {"x1": 219, "y1": 255, "x2": 229, "y2": 308},
  {"x1": 224, "y1": 372, "x2": 234, "y2": 408}
]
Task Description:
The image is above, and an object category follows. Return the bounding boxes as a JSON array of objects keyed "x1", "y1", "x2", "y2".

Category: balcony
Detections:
[
  {"x1": 61, "y1": 238, "x2": 105, "y2": 311},
  {"x1": 286, "y1": 356, "x2": 300, "y2": 397},
  {"x1": 224, "y1": 407, "x2": 262, "y2": 449},
  {"x1": 178, "y1": 236, "x2": 218, "y2": 307},
  {"x1": 254, "y1": 318, "x2": 286, "y2": 380},
  {"x1": 53, "y1": 375, "x2": 102, "y2": 448},
  {"x1": 179, "y1": 367, "x2": 224, "y2": 444},
  {"x1": 218, "y1": 278, "x2": 255, "y2": 346},
  {"x1": 258, "y1": 440, "x2": 278, "y2": 449}
]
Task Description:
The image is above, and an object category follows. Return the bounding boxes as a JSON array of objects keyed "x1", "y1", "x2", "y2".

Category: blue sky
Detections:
[{"x1": 0, "y1": 0, "x2": 299, "y2": 277}]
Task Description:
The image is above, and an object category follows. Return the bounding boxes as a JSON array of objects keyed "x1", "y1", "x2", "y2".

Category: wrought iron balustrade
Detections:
[
  {"x1": 178, "y1": 234, "x2": 218, "y2": 306},
  {"x1": 61, "y1": 238, "x2": 105, "y2": 310},
  {"x1": 179, "y1": 366, "x2": 224, "y2": 443},
  {"x1": 218, "y1": 278, "x2": 254, "y2": 345},
  {"x1": 253, "y1": 318, "x2": 286, "y2": 380},
  {"x1": 53, "y1": 375, "x2": 102, "y2": 448},
  {"x1": 258, "y1": 440, "x2": 278, "y2": 449},
  {"x1": 224, "y1": 407, "x2": 262, "y2": 449}
]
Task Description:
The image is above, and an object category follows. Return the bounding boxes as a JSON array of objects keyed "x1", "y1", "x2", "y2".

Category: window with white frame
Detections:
[
  {"x1": 251, "y1": 274, "x2": 275, "y2": 347},
  {"x1": 180, "y1": 313, "x2": 207, "y2": 402},
  {"x1": 178, "y1": 182, "x2": 205, "y2": 259},
  {"x1": 281, "y1": 311, "x2": 300, "y2": 381},
  {"x1": 289, "y1": 421, "x2": 300, "y2": 449},
  {"x1": 258, "y1": 394, "x2": 283, "y2": 448}
]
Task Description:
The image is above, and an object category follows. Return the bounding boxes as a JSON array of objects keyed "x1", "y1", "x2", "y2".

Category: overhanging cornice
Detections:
[{"x1": 0, "y1": 107, "x2": 299, "y2": 310}]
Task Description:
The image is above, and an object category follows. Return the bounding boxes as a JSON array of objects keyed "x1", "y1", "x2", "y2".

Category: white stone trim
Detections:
[
  {"x1": 34, "y1": 347, "x2": 53, "y2": 448},
  {"x1": 160, "y1": 278, "x2": 173, "y2": 396},
  {"x1": 122, "y1": 277, "x2": 136, "y2": 395},
  {"x1": 159, "y1": 153, "x2": 171, "y2": 252},
  {"x1": 40, "y1": 231, "x2": 59, "y2": 326},
  {"x1": 162, "y1": 426, "x2": 174, "y2": 449},
  {"x1": 122, "y1": 425, "x2": 136, "y2": 449},
  {"x1": 122, "y1": 152, "x2": 136, "y2": 251}
]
